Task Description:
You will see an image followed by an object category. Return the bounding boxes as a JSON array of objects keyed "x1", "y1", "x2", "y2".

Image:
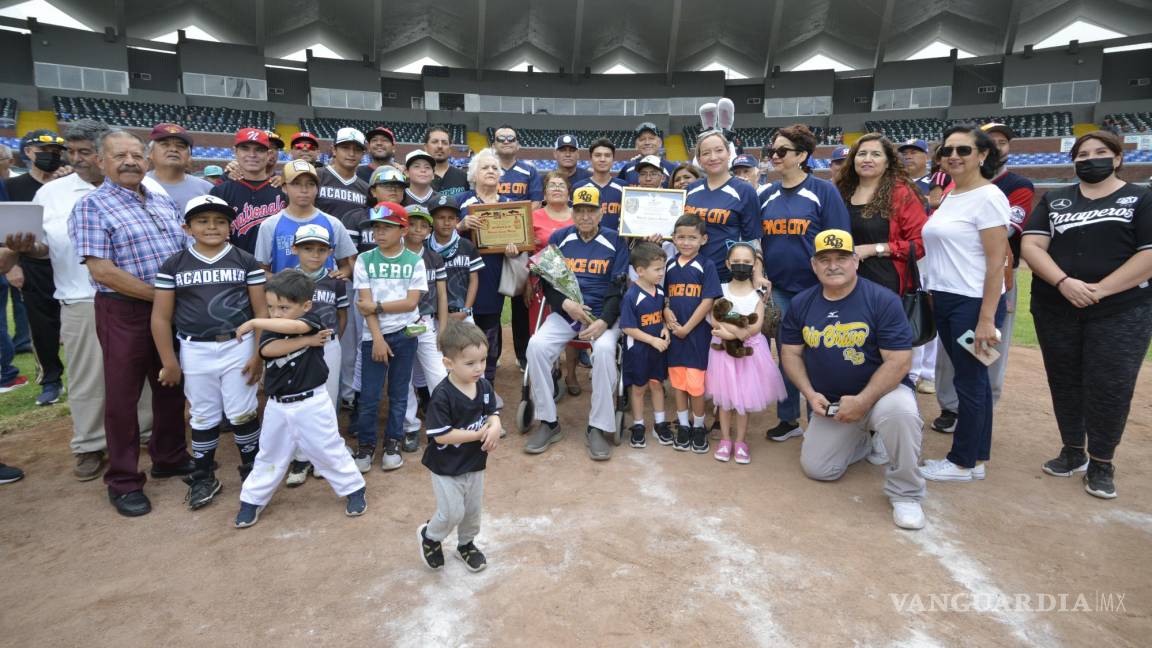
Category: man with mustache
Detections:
[{"x1": 145, "y1": 123, "x2": 212, "y2": 212}]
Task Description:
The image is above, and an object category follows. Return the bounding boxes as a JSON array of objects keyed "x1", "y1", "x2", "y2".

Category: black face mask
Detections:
[
  {"x1": 730, "y1": 263, "x2": 754, "y2": 281},
  {"x1": 33, "y1": 150, "x2": 64, "y2": 173},
  {"x1": 1074, "y1": 157, "x2": 1115, "y2": 184}
]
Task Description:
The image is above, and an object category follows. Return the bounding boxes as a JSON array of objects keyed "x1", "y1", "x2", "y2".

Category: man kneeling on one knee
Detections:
[
  {"x1": 779, "y1": 229, "x2": 927, "y2": 530},
  {"x1": 524, "y1": 185, "x2": 629, "y2": 460}
]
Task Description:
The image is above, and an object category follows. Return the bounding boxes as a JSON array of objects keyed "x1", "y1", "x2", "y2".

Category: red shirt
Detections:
[{"x1": 532, "y1": 207, "x2": 573, "y2": 249}]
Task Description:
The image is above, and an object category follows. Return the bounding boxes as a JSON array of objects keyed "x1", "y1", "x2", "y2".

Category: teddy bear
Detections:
[{"x1": 710, "y1": 298, "x2": 758, "y2": 358}]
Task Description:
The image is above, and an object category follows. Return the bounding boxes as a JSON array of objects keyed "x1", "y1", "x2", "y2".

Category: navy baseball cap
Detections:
[
  {"x1": 634, "y1": 122, "x2": 661, "y2": 136},
  {"x1": 897, "y1": 139, "x2": 928, "y2": 153},
  {"x1": 430, "y1": 194, "x2": 460, "y2": 215},
  {"x1": 731, "y1": 154, "x2": 758, "y2": 169},
  {"x1": 554, "y1": 134, "x2": 579, "y2": 150},
  {"x1": 830, "y1": 146, "x2": 851, "y2": 162}
]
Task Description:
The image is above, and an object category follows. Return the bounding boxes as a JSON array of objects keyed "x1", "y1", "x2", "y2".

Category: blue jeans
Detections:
[
  {"x1": 772, "y1": 286, "x2": 802, "y2": 422},
  {"x1": 0, "y1": 277, "x2": 19, "y2": 383},
  {"x1": 355, "y1": 331, "x2": 417, "y2": 448},
  {"x1": 932, "y1": 290, "x2": 1006, "y2": 468},
  {"x1": 9, "y1": 285, "x2": 29, "y2": 351}
]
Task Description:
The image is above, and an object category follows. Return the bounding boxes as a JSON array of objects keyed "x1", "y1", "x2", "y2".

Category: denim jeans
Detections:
[
  {"x1": 355, "y1": 331, "x2": 417, "y2": 448},
  {"x1": 10, "y1": 283, "x2": 29, "y2": 351},
  {"x1": 0, "y1": 276, "x2": 19, "y2": 383},
  {"x1": 772, "y1": 286, "x2": 801, "y2": 422}
]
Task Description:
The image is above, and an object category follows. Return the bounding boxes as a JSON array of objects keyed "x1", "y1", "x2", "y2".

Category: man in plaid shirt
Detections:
[{"x1": 68, "y1": 129, "x2": 193, "y2": 517}]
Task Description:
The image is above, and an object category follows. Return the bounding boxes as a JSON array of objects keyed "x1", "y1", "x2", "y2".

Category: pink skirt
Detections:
[{"x1": 705, "y1": 334, "x2": 787, "y2": 415}]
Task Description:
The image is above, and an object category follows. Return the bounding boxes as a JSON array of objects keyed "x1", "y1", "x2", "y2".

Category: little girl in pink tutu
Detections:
[{"x1": 705, "y1": 243, "x2": 786, "y2": 464}]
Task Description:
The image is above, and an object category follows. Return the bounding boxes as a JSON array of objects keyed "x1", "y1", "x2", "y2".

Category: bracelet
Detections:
[{"x1": 1055, "y1": 275, "x2": 1070, "y2": 288}]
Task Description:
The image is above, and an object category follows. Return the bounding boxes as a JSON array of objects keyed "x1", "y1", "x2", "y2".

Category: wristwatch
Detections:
[
  {"x1": 461, "y1": 307, "x2": 473, "y2": 316},
  {"x1": 875, "y1": 243, "x2": 886, "y2": 256}
]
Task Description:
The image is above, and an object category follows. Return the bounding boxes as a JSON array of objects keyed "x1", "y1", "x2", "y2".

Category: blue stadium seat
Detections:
[
  {"x1": 53, "y1": 96, "x2": 274, "y2": 133},
  {"x1": 299, "y1": 118, "x2": 465, "y2": 145}
]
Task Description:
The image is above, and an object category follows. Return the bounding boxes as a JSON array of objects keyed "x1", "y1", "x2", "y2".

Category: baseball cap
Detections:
[
  {"x1": 292, "y1": 224, "x2": 332, "y2": 247},
  {"x1": 731, "y1": 154, "x2": 758, "y2": 169},
  {"x1": 404, "y1": 149, "x2": 435, "y2": 168},
  {"x1": 266, "y1": 131, "x2": 285, "y2": 150},
  {"x1": 360, "y1": 201, "x2": 408, "y2": 229},
  {"x1": 365, "y1": 126, "x2": 396, "y2": 143},
  {"x1": 430, "y1": 194, "x2": 460, "y2": 215},
  {"x1": 202, "y1": 165, "x2": 224, "y2": 178},
  {"x1": 149, "y1": 123, "x2": 193, "y2": 146},
  {"x1": 20, "y1": 129, "x2": 64, "y2": 154},
  {"x1": 636, "y1": 155, "x2": 669, "y2": 175},
  {"x1": 291, "y1": 131, "x2": 319, "y2": 147},
  {"x1": 183, "y1": 194, "x2": 234, "y2": 223},
  {"x1": 897, "y1": 139, "x2": 928, "y2": 153},
  {"x1": 830, "y1": 145, "x2": 851, "y2": 162},
  {"x1": 334, "y1": 127, "x2": 367, "y2": 148},
  {"x1": 282, "y1": 159, "x2": 319, "y2": 184},
  {"x1": 813, "y1": 229, "x2": 855, "y2": 256},
  {"x1": 980, "y1": 122, "x2": 1015, "y2": 140},
  {"x1": 572, "y1": 185, "x2": 601, "y2": 208},
  {"x1": 235, "y1": 127, "x2": 271, "y2": 148},
  {"x1": 369, "y1": 165, "x2": 408, "y2": 187},
  {"x1": 406, "y1": 204, "x2": 433, "y2": 225},
  {"x1": 634, "y1": 122, "x2": 661, "y2": 136},
  {"x1": 554, "y1": 134, "x2": 579, "y2": 150}
]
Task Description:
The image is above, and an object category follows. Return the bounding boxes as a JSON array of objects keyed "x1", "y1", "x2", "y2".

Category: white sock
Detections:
[
  {"x1": 677, "y1": 410, "x2": 689, "y2": 426},
  {"x1": 693, "y1": 414, "x2": 706, "y2": 428},
  {"x1": 654, "y1": 411, "x2": 666, "y2": 424},
  {"x1": 633, "y1": 419, "x2": 644, "y2": 428}
]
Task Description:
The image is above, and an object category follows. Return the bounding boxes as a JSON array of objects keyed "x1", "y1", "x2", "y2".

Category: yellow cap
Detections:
[
  {"x1": 813, "y1": 229, "x2": 854, "y2": 256},
  {"x1": 282, "y1": 159, "x2": 319, "y2": 184},
  {"x1": 572, "y1": 185, "x2": 601, "y2": 208}
]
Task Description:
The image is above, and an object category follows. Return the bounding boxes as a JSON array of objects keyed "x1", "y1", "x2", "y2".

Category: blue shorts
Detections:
[{"x1": 622, "y1": 340, "x2": 667, "y2": 387}]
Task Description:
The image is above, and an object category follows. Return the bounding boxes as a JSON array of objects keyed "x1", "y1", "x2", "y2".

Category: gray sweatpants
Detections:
[
  {"x1": 426, "y1": 470, "x2": 485, "y2": 546},
  {"x1": 935, "y1": 281, "x2": 1015, "y2": 411},
  {"x1": 800, "y1": 385, "x2": 926, "y2": 502}
]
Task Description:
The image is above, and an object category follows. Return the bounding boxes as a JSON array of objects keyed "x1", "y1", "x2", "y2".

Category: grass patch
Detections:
[{"x1": 0, "y1": 351, "x2": 70, "y2": 429}]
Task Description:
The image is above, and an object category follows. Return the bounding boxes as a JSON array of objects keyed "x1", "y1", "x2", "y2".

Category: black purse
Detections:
[{"x1": 901, "y1": 242, "x2": 936, "y2": 347}]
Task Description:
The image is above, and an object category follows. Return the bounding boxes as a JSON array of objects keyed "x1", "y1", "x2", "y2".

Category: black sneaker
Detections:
[
  {"x1": 285, "y1": 460, "x2": 312, "y2": 487},
  {"x1": 418, "y1": 523, "x2": 444, "y2": 570},
  {"x1": 766, "y1": 420, "x2": 802, "y2": 442},
  {"x1": 673, "y1": 424, "x2": 691, "y2": 451},
  {"x1": 932, "y1": 409, "x2": 958, "y2": 434},
  {"x1": 456, "y1": 541, "x2": 488, "y2": 572},
  {"x1": 185, "y1": 473, "x2": 222, "y2": 510},
  {"x1": 381, "y1": 438, "x2": 405, "y2": 471},
  {"x1": 345, "y1": 487, "x2": 367, "y2": 516},
  {"x1": 690, "y1": 426, "x2": 709, "y2": 454},
  {"x1": 403, "y1": 431, "x2": 420, "y2": 453},
  {"x1": 1083, "y1": 461, "x2": 1117, "y2": 499},
  {"x1": 1042, "y1": 446, "x2": 1089, "y2": 477},
  {"x1": 629, "y1": 424, "x2": 646, "y2": 449},
  {"x1": 654, "y1": 422, "x2": 674, "y2": 446}
]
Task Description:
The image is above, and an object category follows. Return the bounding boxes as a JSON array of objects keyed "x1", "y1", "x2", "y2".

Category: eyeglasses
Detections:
[
  {"x1": 545, "y1": 182, "x2": 568, "y2": 190},
  {"x1": 767, "y1": 147, "x2": 800, "y2": 159},
  {"x1": 938, "y1": 145, "x2": 974, "y2": 158},
  {"x1": 494, "y1": 135, "x2": 517, "y2": 143}
]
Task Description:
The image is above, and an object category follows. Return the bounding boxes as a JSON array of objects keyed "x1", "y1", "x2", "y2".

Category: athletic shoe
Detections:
[
  {"x1": 672, "y1": 424, "x2": 691, "y2": 451},
  {"x1": 418, "y1": 523, "x2": 444, "y2": 570},
  {"x1": 734, "y1": 442, "x2": 751, "y2": 465},
  {"x1": 972, "y1": 463, "x2": 986, "y2": 480},
  {"x1": 285, "y1": 460, "x2": 312, "y2": 487},
  {"x1": 149, "y1": 459, "x2": 195, "y2": 479},
  {"x1": 340, "y1": 396, "x2": 357, "y2": 411},
  {"x1": 916, "y1": 379, "x2": 936, "y2": 395},
  {"x1": 714, "y1": 439, "x2": 732, "y2": 462},
  {"x1": 35, "y1": 382, "x2": 62, "y2": 406},
  {"x1": 524, "y1": 422, "x2": 563, "y2": 454},
  {"x1": 766, "y1": 420, "x2": 802, "y2": 442},
  {"x1": 234, "y1": 501, "x2": 265, "y2": 528},
  {"x1": 577, "y1": 350, "x2": 592, "y2": 368},
  {"x1": 345, "y1": 487, "x2": 367, "y2": 516},
  {"x1": 381, "y1": 438, "x2": 405, "y2": 471},
  {"x1": 185, "y1": 473, "x2": 222, "y2": 510},
  {"x1": 456, "y1": 542, "x2": 488, "y2": 572},
  {"x1": 628, "y1": 424, "x2": 646, "y2": 449},
  {"x1": 654, "y1": 422, "x2": 674, "y2": 446},
  {"x1": 1042, "y1": 446, "x2": 1089, "y2": 477},
  {"x1": 1084, "y1": 461, "x2": 1117, "y2": 499},
  {"x1": 931, "y1": 410, "x2": 957, "y2": 434},
  {"x1": 919, "y1": 458, "x2": 973, "y2": 482},
  {"x1": 494, "y1": 393, "x2": 504, "y2": 411},
  {"x1": 892, "y1": 501, "x2": 926, "y2": 530},
  {"x1": 403, "y1": 431, "x2": 420, "y2": 453},
  {"x1": 0, "y1": 463, "x2": 25, "y2": 484},
  {"x1": 0, "y1": 375, "x2": 27, "y2": 393},
  {"x1": 866, "y1": 432, "x2": 889, "y2": 465},
  {"x1": 73, "y1": 451, "x2": 106, "y2": 481},
  {"x1": 690, "y1": 426, "x2": 709, "y2": 454},
  {"x1": 586, "y1": 427, "x2": 612, "y2": 461},
  {"x1": 353, "y1": 445, "x2": 374, "y2": 473}
]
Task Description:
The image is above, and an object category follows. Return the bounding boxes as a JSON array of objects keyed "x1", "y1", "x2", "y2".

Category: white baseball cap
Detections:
[
  {"x1": 292, "y1": 224, "x2": 332, "y2": 247},
  {"x1": 405, "y1": 149, "x2": 435, "y2": 167},
  {"x1": 636, "y1": 155, "x2": 668, "y2": 176},
  {"x1": 334, "y1": 127, "x2": 366, "y2": 148},
  {"x1": 183, "y1": 194, "x2": 234, "y2": 222}
]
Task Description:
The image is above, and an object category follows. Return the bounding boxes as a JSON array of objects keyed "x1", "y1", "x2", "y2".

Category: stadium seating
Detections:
[
  {"x1": 485, "y1": 128, "x2": 635, "y2": 149},
  {"x1": 865, "y1": 112, "x2": 1074, "y2": 141},
  {"x1": 1102, "y1": 112, "x2": 1152, "y2": 134},
  {"x1": 682, "y1": 125, "x2": 844, "y2": 150},
  {"x1": 53, "y1": 96, "x2": 274, "y2": 133},
  {"x1": 0, "y1": 97, "x2": 15, "y2": 127},
  {"x1": 299, "y1": 118, "x2": 465, "y2": 145}
]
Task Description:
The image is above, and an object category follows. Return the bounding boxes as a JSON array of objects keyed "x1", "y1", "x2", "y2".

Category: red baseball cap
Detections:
[
  {"x1": 366, "y1": 126, "x2": 396, "y2": 143},
  {"x1": 360, "y1": 201, "x2": 408, "y2": 229},
  {"x1": 234, "y1": 127, "x2": 271, "y2": 148},
  {"x1": 291, "y1": 131, "x2": 319, "y2": 147},
  {"x1": 150, "y1": 123, "x2": 193, "y2": 146}
]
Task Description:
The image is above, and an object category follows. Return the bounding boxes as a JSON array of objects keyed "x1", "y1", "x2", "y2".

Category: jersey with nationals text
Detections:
[
  {"x1": 664, "y1": 253, "x2": 722, "y2": 369},
  {"x1": 417, "y1": 246, "x2": 447, "y2": 317},
  {"x1": 1024, "y1": 182, "x2": 1152, "y2": 317},
  {"x1": 421, "y1": 376, "x2": 498, "y2": 476},
  {"x1": 316, "y1": 166, "x2": 372, "y2": 251},
  {"x1": 210, "y1": 179, "x2": 286, "y2": 254},
  {"x1": 353, "y1": 247, "x2": 428, "y2": 337},
  {"x1": 154, "y1": 244, "x2": 265, "y2": 337},
  {"x1": 260, "y1": 311, "x2": 328, "y2": 397},
  {"x1": 683, "y1": 177, "x2": 762, "y2": 281},
  {"x1": 547, "y1": 225, "x2": 630, "y2": 321},
  {"x1": 429, "y1": 233, "x2": 484, "y2": 312},
  {"x1": 617, "y1": 158, "x2": 678, "y2": 188},
  {"x1": 758, "y1": 174, "x2": 852, "y2": 293},
  {"x1": 571, "y1": 176, "x2": 626, "y2": 231},
  {"x1": 302, "y1": 268, "x2": 348, "y2": 333},
  {"x1": 499, "y1": 161, "x2": 543, "y2": 202},
  {"x1": 992, "y1": 169, "x2": 1035, "y2": 268}
]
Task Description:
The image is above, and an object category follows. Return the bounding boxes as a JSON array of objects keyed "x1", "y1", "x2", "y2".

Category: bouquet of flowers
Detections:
[{"x1": 529, "y1": 245, "x2": 584, "y2": 305}]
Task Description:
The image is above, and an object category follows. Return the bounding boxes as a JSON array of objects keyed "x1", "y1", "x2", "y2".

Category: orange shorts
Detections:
[{"x1": 668, "y1": 366, "x2": 706, "y2": 397}]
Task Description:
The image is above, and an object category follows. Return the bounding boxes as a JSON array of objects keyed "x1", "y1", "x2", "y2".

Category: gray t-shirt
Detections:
[{"x1": 146, "y1": 172, "x2": 214, "y2": 214}]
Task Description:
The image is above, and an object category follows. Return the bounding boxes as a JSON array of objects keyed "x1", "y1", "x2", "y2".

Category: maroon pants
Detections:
[{"x1": 94, "y1": 293, "x2": 188, "y2": 495}]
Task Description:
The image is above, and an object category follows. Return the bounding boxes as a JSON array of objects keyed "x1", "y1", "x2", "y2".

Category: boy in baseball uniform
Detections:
[{"x1": 401, "y1": 204, "x2": 448, "y2": 453}]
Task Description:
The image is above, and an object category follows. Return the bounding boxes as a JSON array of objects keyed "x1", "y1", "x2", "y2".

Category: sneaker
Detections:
[
  {"x1": 578, "y1": 350, "x2": 592, "y2": 368},
  {"x1": 866, "y1": 432, "x2": 889, "y2": 465},
  {"x1": 345, "y1": 487, "x2": 367, "y2": 516},
  {"x1": 892, "y1": 501, "x2": 926, "y2": 530},
  {"x1": 381, "y1": 438, "x2": 405, "y2": 471},
  {"x1": 403, "y1": 431, "x2": 420, "y2": 453},
  {"x1": 972, "y1": 463, "x2": 986, "y2": 480},
  {"x1": 0, "y1": 463, "x2": 25, "y2": 484},
  {"x1": 734, "y1": 442, "x2": 751, "y2": 465},
  {"x1": 73, "y1": 451, "x2": 106, "y2": 481},
  {"x1": 1042, "y1": 446, "x2": 1089, "y2": 477},
  {"x1": 0, "y1": 375, "x2": 28, "y2": 393},
  {"x1": 1083, "y1": 461, "x2": 1117, "y2": 499},
  {"x1": 185, "y1": 473, "x2": 222, "y2": 510},
  {"x1": 285, "y1": 460, "x2": 312, "y2": 487},
  {"x1": 586, "y1": 427, "x2": 613, "y2": 461},
  {"x1": 690, "y1": 426, "x2": 709, "y2": 454},
  {"x1": 931, "y1": 410, "x2": 957, "y2": 434},
  {"x1": 628, "y1": 424, "x2": 646, "y2": 449},
  {"x1": 456, "y1": 542, "x2": 488, "y2": 572},
  {"x1": 766, "y1": 420, "x2": 802, "y2": 442},
  {"x1": 672, "y1": 424, "x2": 691, "y2": 451},
  {"x1": 919, "y1": 458, "x2": 973, "y2": 482},
  {"x1": 714, "y1": 439, "x2": 732, "y2": 462},
  {"x1": 234, "y1": 501, "x2": 265, "y2": 528},
  {"x1": 654, "y1": 422, "x2": 675, "y2": 446},
  {"x1": 494, "y1": 393, "x2": 504, "y2": 411},
  {"x1": 524, "y1": 422, "x2": 564, "y2": 454},
  {"x1": 916, "y1": 379, "x2": 936, "y2": 395},
  {"x1": 418, "y1": 523, "x2": 444, "y2": 570},
  {"x1": 353, "y1": 445, "x2": 374, "y2": 473},
  {"x1": 35, "y1": 383, "x2": 62, "y2": 406}
]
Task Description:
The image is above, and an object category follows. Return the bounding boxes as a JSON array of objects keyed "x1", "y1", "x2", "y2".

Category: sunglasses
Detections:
[
  {"x1": 494, "y1": 135, "x2": 517, "y2": 143},
  {"x1": 30, "y1": 134, "x2": 65, "y2": 145},
  {"x1": 938, "y1": 145, "x2": 974, "y2": 157},
  {"x1": 293, "y1": 142, "x2": 316, "y2": 151},
  {"x1": 767, "y1": 147, "x2": 799, "y2": 159}
]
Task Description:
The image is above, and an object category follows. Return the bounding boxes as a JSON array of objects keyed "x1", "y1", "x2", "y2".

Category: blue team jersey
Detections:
[
  {"x1": 664, "y1": 253, "x2": 722, "y2": 369},
  {"x1": 458, "y1": 191, "x2": 512, "y2": 315},
  {"x1": 499, "y1": 161, "x2": 543, "y2": 202},
  {"x1": 779, "y1": 277, "x2": 914, "y2": 401},
  {"x1": 619, "y1": 283, "x2": 668, "y2": 386},
  {"x1": 548, "y1": 225, "x2": 629, "y2": 320},
  {"x1": 759, "y1": 174, "x2": 851, "y2": 293},
  {"x1": 268, "y1": 211, "x2": 337, "y2": 273},
  {"x1": 617, "y1": 158, "x2": 679, "y2": 188},
  {"x1": 567, "y1": 167, "x2": 592, "y2": 184},
  {"x1": 683, "y1": 177, "x2": 762, "y2": 281},
  {"x1": 571, "y1": 176, "x2": 627, "y2": 231}
]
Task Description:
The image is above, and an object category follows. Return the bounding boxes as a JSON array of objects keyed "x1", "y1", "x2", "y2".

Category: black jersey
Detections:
[
  {"x1": 432, "y1": 236, "x2": 484, "y2": 312},
  {"x1": 210, "y1": 178, "x2": 286, "y2": 255},
  {"x1": 260, "y1": 311, "x2": 328, "y2": 397},
  {"x1": 316, "y1": 166, "x2": 372, "y2": 251},
  {"x1": 417, "y1": 247, "x2": 446, "y2": 317},
  {"x1": 306, "y1": 270, "x2": 349, "y2": 332},
  {"x1": 155, "y1": 244, "x2": 265, "y2": 337},
  {"x1": 432, "y1": 165, "x2": 470, "y2": 199},
  {"x1": 421, "y1": 376, "x2": 498, "y2": 476},
  {"x1": 403, "y1": 188, "x2": 441, "y2": 211}
]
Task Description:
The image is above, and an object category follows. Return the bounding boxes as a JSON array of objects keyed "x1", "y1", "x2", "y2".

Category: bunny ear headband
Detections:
[{"x1": 698, "y1": 97, "x2": 735, "y2": 134}]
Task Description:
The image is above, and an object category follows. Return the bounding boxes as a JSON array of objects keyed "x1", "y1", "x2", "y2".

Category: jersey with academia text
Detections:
[
  {"x1": 154, "y1": 244, "x2": 265, "y2": 337},
  {"x1": 304, "y1": 268, "x2": 349, "y2": 333},
  {"x1": 664, "y1": 254, "x2": 722, "y2": 369},
  {"x1": 260, "y1": 311, "x2": 328, "y2": 397},
  {"x1": 316, "y1": 166, "x2": 372, "y2": 251},
  {"x1": 210, "y1": 179, "x2": 286, "y2": 255},
  {"x1": 421, "y1": 377, "x2": 499, "y2": 476},
  {"x1": 571, "y1": 176, "x2": 626, "y2": 231},
  {"x1": 547, "y1": 225, "x2": 630, "y2": 321}
]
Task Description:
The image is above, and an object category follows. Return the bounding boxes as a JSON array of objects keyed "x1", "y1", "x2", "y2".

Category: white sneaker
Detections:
[
  {"x1": 892, "y1": 501, "x2": 926, "y2": 530},
  {"x1": 866, "y1": 433, "x2": 889, "y2": 465},
  {"x1": 920, "y1": 458, "x2": 973, "y2": 482},
  {"x1": 972, "y1": 463, "x2": 986, "y2": 480}
]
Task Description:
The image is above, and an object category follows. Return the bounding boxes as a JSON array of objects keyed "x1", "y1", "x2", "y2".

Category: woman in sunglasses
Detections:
[{"x1": 918, "y1": 125, "x2": 1010, "y2": 483}]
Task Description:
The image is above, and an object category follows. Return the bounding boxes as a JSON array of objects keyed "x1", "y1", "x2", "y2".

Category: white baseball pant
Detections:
[
  {"x1": 179, "y1": 334, "x2": 259, "y2": 430},
  {"x1": 241, "y1": 391, "x2": 365, "y2": 506},
  {"x1": 526, "y1": 312, "x2": 619, "y2": 432},
  {"x1": 294, "y1": 337, "x2": 342, "y2": 464},
  {"x1": 910, "y1": 337, "x2": 937, "y2": 384},
  {"x1": 405, "y1": 319, "x2": 448, "y2": 433}
]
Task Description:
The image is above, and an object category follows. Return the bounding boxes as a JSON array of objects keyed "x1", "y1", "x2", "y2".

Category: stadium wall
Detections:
[
  {"x1": 421, "y1": 68, "x2": 725, "y2": 99},
  {"x1": 30, "y1": 24, "x2": 127, "y2": 70},
  {"x1": 1100, "y1": 50, "x2": 1152, "y2": 101},
  {"x1": 0, "y1": 32, "x2": 33, "y2": 85},
  {"x1": 179, "y1": 40, "x2": 266, "y2": 80},
  {"x1": 127, "y1": 48, "x2": 179, "y2": 93}
]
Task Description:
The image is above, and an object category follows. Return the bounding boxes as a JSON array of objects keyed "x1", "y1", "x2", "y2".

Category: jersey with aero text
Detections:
[
  {"x1": 431, "y1": 234, "x2": 484, "y2": 312},
  {"x1": 758, "y1": 174, "x2": 852, "y2": 293},
  {"x1": 992, "y1": 169, "x2": 1035, "y2": 268},
  {"x1": 353, "y1": 247, "x2": 428, "y2": 337},
  {"x1": 499, "y1": 161, "x2": 543, "y2": 202},
  {"x1": 422, "y1": 376, "x2": 498, "y2": 476},
  {"x1": 155, "y1": 244, "x2": 265, "y2": 337},
  {"x1": 618, "y1": 158, "x2": 678, "y2": 188},
  {"x1": 210, "y1": 179, "x2": 286, "y2": 254},
  {"x1": 572, "y1": 176, "x2": 627, "y2": 231},
  {"x1": 316, "y1": 166, "x2": 372, "y2": 251},
  {"x1": 304, "y1": 269, "x2": 349, "y2": 333},
  {"x1": 683, "y1": 176, "x2": 762, "y2": 280},
  {"x1": 260, "y1": 311, "x2": 328, "y2": 397},
  {"x1": 548, "y1": 225, "x2": 630, "y2": 320},
  {"x1": 417, "y1": 246, "x2": 446, "y2": 317},
  {"x1": 664, "y1": 254, "x2": 722, "y2": 369}
]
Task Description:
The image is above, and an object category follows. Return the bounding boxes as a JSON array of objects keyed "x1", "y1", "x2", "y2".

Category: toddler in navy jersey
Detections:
[{"x1": 618, "y1": 242, "x2": 671, "y2": 448}]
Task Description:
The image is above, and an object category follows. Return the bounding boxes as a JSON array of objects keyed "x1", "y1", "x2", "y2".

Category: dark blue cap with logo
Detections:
[
  {"x1": 898, "y1": 139, "x2": 928, "y2": 153},
  {"x1": 831, "y1": 145, "x2": 851, "y2": 161},
  {"x1": 430, "y1": 194, "x2": 460, "y2": 214},
  {"x1": 554, "y1": 134, "x2": 579, "y2": 149}
]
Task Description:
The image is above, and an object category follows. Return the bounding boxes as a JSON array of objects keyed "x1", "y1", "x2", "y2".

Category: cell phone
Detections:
[
  {"x1": 825, "y1": 402, "x2": 840, "y2": 417},
  {"x1": 404, "y1": 323, "x2": 428, "y2": 337},
  {"x1": 957, "y1": 329, "x2": 1001, "y2": 366}
]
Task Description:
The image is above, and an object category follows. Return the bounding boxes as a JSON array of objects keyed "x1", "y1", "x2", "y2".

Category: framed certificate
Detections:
[
  {"x1": 469, "y1": 201, "x2": 535, "y2": 254},
  {"x1": 619, "y1": 187, "x2": 686, "y2": 238}
]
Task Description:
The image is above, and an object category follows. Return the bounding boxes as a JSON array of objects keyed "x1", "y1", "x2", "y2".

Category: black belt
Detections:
[
  {"x1": 271, "y1": 390, "x2": 315, "y2": 403},
  {"x1": 177, "y1": 331, "x2": 239, "y2": 343}
]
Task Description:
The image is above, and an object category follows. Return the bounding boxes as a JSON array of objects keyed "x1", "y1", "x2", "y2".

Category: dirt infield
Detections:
[{"x1": 0, "y1": 341, "x2": 1149, "y2": 647}]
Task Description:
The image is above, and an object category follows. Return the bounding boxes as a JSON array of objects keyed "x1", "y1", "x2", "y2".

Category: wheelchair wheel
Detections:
[
  {"x1": 551, "y1": 367, "x2": 563, "y2": 403},
  {"x1": 516, "y1": 399, "x2": 533, "y2": 434},
  {"x1": 612, "y1": 410, "x2": 624, "y2": 445}
]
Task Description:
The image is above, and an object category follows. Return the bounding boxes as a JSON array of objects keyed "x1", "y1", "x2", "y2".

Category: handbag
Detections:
[
  {"x1": 498, "y1": 252, "x2": 530, "y2": 297},
  {"x1": 901, "y1": 242, "x2": 936, "y2": 347}
]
